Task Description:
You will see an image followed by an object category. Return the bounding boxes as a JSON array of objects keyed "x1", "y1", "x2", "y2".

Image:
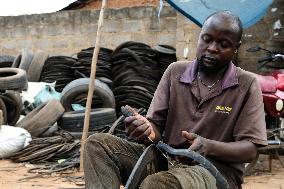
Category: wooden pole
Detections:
[
  {"x1": 0, "y1": 110, "x2": 3, "y2": 126},
  {"x1": 80, "y1": 0, "x2": 107, "y2": 172}
]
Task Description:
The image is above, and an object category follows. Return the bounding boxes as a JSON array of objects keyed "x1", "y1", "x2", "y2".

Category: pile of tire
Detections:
[
  {"x1": 58, "y1": 78, "x2": 117, "y2": 138},
  {"x1": 26, "y1": 50, "x2": 49, "y2": 82},
  {"x1": 11, "y1": 49, "x2": 50, "y2": 83},
  {"x1": 153, "y1": 44, "x2": 177, "y2": 76},
  {"x1": 12, "y1": 49, "x2": 34, "y2": 73},
  {"x1": 0, "y1": 49, "x2": 65, "y2": 136},
  {"x1": 40, "y1": 56, "x2": 77, "y2": 92},
  {"x1": 72, "y1": 47, "x2": 113, "y2": 87},
  {"x1": 0, "y1": 67, "x2": 28, "y2": 125},
  {"x1": 111, "y1": 41, "x2": 163, "y2": 114}
]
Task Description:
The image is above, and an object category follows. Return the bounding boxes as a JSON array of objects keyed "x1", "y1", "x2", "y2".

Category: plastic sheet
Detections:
[
  {"x1": 166, "y1": 0, "x2": 273, "y2": 28},
  {"x1": 0, "y1": 125, "x2": 32, "y2": 158}
]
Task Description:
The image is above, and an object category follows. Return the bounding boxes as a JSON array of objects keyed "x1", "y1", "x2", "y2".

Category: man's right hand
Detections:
[{"x1": 124, "y1": 114, "x2": 153, "y2": 143}]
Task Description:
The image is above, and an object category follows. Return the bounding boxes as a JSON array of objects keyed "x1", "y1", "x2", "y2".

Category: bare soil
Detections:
[
  {"x1": 1, "y1": 154, "x2": 284, "y2": 189},
  {"x1": 0, "y1": 160, "x2": 83, "y2": 189}
]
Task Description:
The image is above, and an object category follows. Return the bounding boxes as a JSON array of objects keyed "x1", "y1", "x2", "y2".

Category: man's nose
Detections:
[{"x1": 207, "y1": 42, "x2": 218, "y2": 53}]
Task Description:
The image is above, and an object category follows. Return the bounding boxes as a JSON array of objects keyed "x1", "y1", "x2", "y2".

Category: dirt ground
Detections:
[
  {"x1": 1, "y1": 154, "x2": 284, "y2": 189},
  {"x1": 0, "y1": 160, "x2": 83, "y2": 189}
]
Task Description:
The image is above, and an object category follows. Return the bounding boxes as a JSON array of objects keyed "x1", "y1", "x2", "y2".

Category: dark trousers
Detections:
[{"x1": 83, "y1": 133, "x2": 216, "y2": 189}]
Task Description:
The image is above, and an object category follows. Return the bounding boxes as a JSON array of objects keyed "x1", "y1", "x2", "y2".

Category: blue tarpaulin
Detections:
[{"x1": 166, "y1": 0, "x2": 274, "y2": 28}]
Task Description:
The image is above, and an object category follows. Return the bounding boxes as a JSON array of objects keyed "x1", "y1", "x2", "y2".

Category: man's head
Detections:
[{"x1": 196, "y1": 11, "x2": 243, "y2": 74}]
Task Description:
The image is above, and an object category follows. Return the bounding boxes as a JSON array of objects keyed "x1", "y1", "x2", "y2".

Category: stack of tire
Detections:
[
  {"x1": 58, "y1": 78, "x2": 117, "y2": 139},
  {"x1": 4, "y1": 49, "x2": 66, "y2": 137},
  {"x1": 12, "y1": 49, "x2": 49, "y2": 82},
  {"x1": 111, "y1": 41, "x2": 161, "y2": 114},
  {"x1": 153, "y1": 44, "x2": 177, "y2": 78},
  {"x1": 12, "y1": 49, "x2": 34, "y2": 73},
  {"x1": 0, "y1": 67, "x2": 27, "y2": 126},
  {"x1": 40, "y1": 56, "x2": 77, "y2": 92},
  {"x1": 72, "y1": 47, "x2": 113, "y2": 87}
]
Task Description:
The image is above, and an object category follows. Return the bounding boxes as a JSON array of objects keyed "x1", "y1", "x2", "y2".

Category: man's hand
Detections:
[
  {"x1": 124, "y1": 114, "x2": 153, "y2": 143},
  {"x1": 182, "y1": 130, "x2": 258, "y2": 163},
  {"x1": 182, "y1": 131, "x2": 209, "y2": 156}
]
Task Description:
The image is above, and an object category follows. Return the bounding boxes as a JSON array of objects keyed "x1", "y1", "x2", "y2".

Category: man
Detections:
[{"x1": 83, "y1": 11, "x2": 267, "y2": 189}]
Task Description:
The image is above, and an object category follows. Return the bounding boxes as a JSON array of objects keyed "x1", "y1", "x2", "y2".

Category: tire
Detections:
[
  {"x1": 11, "y1": 53, "x2": 22, "y2": 68},
  {"x1": 16, "y1": 99, "x2": 65, "y2": 137},
  {"x1": 27, "y1": 50, "x2": 49, "y2": 82},
  {"x1": 58, "y1": 108, "x2": 116, "y2": 132},
  {"x1": 17, "y1": 49, "x2": 34, "y2": 72},
  {"x1": 0, "y1": 55, "x2": 14, "y2": 68},
  {"x1": 125, "y1": 144, "x2": 168, "y2": 189},
  {"x1": 0, "y1": 91, "x2": 22, "y2": 125},
  {"x1": 0, "y1": 68, "x2": 27, "y2": 91},
  {"x1": 60, "y1": 78, "x2": 115, "y2": 111}
]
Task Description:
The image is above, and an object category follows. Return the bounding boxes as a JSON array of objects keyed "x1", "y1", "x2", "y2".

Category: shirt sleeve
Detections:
[
  {"x1": 146, "y1": 63, "x2": 173, "y2": 132},
  {"x1": 233, "y1": 78, "x2": 268, "y2": 146}
]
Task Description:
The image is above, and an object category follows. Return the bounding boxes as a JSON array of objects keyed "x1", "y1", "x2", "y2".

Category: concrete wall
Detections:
[
  {"x1": 0, "y1": 6, "x2": 179, "y2": 57},
  {"x1": 80, "y1": 0, "x2": 159, "y2": 10},
  {"x1": 0, "y1": 1, "x2": 283, "y2": 73}
]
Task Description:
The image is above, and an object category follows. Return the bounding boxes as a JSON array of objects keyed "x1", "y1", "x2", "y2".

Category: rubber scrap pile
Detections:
[{"x1": 11, "y1": 131, "x2": 79, "y2": 164}]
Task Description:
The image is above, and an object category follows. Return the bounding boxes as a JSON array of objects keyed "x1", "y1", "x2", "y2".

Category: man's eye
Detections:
[
  {"x1": 202, "y1": 35, "x2": 211, "y2": 42},
  {"x1": 221, "y1": 41, "x2": 230, "y2": 48}
]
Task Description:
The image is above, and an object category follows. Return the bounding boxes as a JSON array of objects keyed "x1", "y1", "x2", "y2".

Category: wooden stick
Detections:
[
  {"x1": 80, "y1": 0, "x2": 107, "y2": 172},
  {"x1": 0, "y1": 110, "x2": 3, "y2": 126}
]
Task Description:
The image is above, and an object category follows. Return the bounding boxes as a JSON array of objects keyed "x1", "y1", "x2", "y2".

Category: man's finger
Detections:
[
  {"x1": 182, "y1": 131, "x2": 199, "y2": 141},
  {"x1": 124, "y1": 116, "x2": 137, "y2": 126},
  {"x1": 132, "y1": 119, "x2": 145, "y2": 127},
  {"x1": 189, "y1": 142, "x2": 201, "y2": 152},
  {"x1": 129, "y1": 123, "x2": 149, "y2": 139},
  {"x1": 135, "y1": 127, "x2": 151, "y2": 142}
]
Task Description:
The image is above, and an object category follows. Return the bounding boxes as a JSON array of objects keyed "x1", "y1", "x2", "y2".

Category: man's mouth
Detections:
[{"x1": 203, "y1": 56, "x2": 217, "y2": 64}]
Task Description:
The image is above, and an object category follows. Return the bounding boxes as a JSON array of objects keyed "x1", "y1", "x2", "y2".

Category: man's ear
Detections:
[{"x1": 236, "y1": 41, "x2": 242, "y2": 49}]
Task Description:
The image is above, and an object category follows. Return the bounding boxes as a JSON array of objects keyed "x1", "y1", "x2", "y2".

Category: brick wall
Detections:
[{"x1": 0, "y1": 1, "x2": 282, "y2": 73}]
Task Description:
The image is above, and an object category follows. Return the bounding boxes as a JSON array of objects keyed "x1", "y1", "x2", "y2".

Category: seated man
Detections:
[{"x1": 83, "y1": 11, "x2": 267, "y2": 189}]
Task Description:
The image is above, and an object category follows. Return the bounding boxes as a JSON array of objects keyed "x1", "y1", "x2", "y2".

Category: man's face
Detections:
[{"x1": 196, "y1": 15, "x2": 241, "y2": 73}]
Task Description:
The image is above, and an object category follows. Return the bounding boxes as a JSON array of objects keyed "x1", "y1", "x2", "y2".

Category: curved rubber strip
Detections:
[{"x1": 157, "y1": 141, "x2": 230, "y2": 189}]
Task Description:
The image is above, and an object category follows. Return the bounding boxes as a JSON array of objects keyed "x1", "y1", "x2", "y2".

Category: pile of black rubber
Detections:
[
  {"x1": 111, "y1": 41, "x2": 176, "y2": 114},
  {"x1": 40, "y1": 56, "x2": 77, "y2": 92},
  {"x1": 73, "y1": 47, "x2": 113, "y2": 86},
  {"x1": 37, "y1": 42, "x2": 177, "y2": 114},
  {"x1": 154, "y1": 44, "x2": 177, "y2": 74},
  {"x1": 111, "y1": 42, "x2": 157, "y2": 112}
]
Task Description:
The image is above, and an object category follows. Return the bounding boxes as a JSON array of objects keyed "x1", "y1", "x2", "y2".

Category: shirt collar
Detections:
[{"x1": 179, "y1": 60, "x2": 239, "y2": 90}]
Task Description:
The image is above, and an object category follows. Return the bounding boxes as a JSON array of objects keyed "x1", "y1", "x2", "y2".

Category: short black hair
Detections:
[{"x1": 204, "y1": 11, "x2": 243, "y2": 42}]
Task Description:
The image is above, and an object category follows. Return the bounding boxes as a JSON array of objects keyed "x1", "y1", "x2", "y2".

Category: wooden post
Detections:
[
  {"x1": 80, "y1": 0, "x2": 107, "y2": 172},
  {"x1": 0, "y1": 110, "x2": 3, "y2": 126}
]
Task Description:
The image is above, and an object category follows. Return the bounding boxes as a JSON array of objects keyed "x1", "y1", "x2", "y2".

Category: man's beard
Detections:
[{"x1": 197, "y1": 56, "x2": 228, "y2": 74}]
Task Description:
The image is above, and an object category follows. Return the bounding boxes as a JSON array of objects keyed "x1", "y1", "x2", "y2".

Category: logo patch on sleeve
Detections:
[{"x1": 215, "y1": 106, "x2": 232, "y2": 114}]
